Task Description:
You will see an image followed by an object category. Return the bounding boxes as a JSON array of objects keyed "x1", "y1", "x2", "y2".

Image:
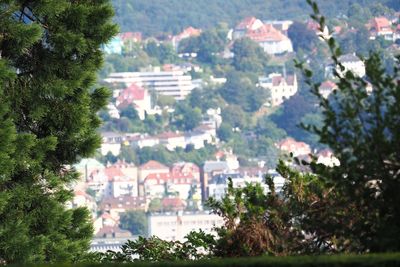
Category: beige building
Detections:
[
  {"x1": 259, "y1": 73, "x2": 298, "y2": 106},
  {"x1": 148, "y1": 211, "x2": 224, "y2": 242}
]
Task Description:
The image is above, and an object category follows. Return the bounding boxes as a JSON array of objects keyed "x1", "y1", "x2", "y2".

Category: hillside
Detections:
[{"x1": 112, "y1": 0, "x2": 399, "y2": 36}]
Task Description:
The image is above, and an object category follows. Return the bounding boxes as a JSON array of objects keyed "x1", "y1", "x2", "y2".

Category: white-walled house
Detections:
[
  {"x1": 276, "y1": 137, "x2": 311, "y2": 157},
  {"x1": 104, "y1": 166, "x2": 138, "y2": 198},
  {"x1": 116, "y1": 83, "x2": 152, "y2": 120},
  {"x1": 259, "y1": 73, "x2": 298, "y2": 106},
  {"x1": 233, "y1": 17, "x2": 293, "y2": 55}
]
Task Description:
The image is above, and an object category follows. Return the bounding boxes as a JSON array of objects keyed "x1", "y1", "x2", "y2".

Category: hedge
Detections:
[{"x1": 27, "y1": 253, "x2": 400, "y2": 267}]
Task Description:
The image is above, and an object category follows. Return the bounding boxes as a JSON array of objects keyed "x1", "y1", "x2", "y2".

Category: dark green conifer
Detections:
[{"x1": 0, "y1": 1, "x2": 117, "y2": 263}]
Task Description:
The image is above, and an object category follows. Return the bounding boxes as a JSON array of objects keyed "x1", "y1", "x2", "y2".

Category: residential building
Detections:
[
  {"x1": 143, "y1": 172, "x2": 198, "y2": 200},
  {"x1": 161, "y1": 197, "x2": 187, "y2": 211},
  {"x1": 156, "y1": 131, "x2": 186, "y2": 151},
  {"x1": 263, "y1": 20, "x2": 293, "y2": 34},
  {"x1": 95, "y1": 226, "x2": 132, "y2": 239},
  {"x1": 100, "y1": 132, "x2": 125, "y2": 156},
  {"x1": 316, "y1": 149, "x2": 340, "y2": 167},
  {"x1": 339, "y1": 54, "x2": 366, "y2": 77},
  {"x1": 184, "y1": 125, "x2": 216, "y2": 149},
  {"x1": 319, "y1": 80, "x2": 337, "y2": 99},
  {"x1": 104, "y1": 70, "x2": 195, "y2": 100},
  {"x1": 99, "y1": 196, "x2": 146, "y2": 218},
  {"x1": 233, "y1": 17, "x2": 264, "y2": 39},
  {"x1": 368, "y1": 17, "x2": 394, "y2": 41},
  {"x1": 116, "y1": 83, "x2": 152, "y2": 120},
  {"x1": 104, "y1": 166, "x2": 138, "y2": 198},
  {"x1": 128, "y1": 134, "x2": 160, "y2": 149},
  {"x1": 276, "y1": 137, "x2": 311, "y2": 157},
  {"x1": 259, "y1": 73, "x2": 298, "y2": 106},
  {"x1": 74, "y1": 158, "x2": 105, "y2": 182},
  {"x1": 171, "y1": 162, "x2": 201, "y2": 182},
  {"x1": 325, "y1": 54, "x2": 366, "y2": 78},
  {"x1": 148, "y1": 211, "x2": 224, "y2": 242},
  {"x1": 172, "y1": 26, "x2": 202, "y2": 49},
  {"x1": 233, "y1": 17, "x2": 293, "y2": 54},
  {"x1": 86, "y1": 169, "x2": 109, "y2": 198},
  {"x1": 208, "y1": 169, "x2": 284, "y2": 201},
  {"x1": 201, "y1": 161, "x2": 230, "y2": 200}
]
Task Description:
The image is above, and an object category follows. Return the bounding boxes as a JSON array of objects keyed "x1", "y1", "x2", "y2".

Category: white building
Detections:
[
  {"x1": 339, "y1": 54, "x2": 366, "y2": 77},
  {"x1": 143, "y1": 172, "x2": 198, "y2": 200},
  {"x1": 326, "y1": 54, "x2": 366, "y2": 78},
  {"x1": 233, "y1": 17, "x2": 293, "y2": 55},
  {"x1": 148, "y1": 211, "x2": 224, "y2": 242},
  {"x1": 208, "y1": 169, "x2": 285, "y2": 201},
  {"x1": 104, "y1": 70, "x2": 195, "y2": 100},
  {"x1": 259, "y1": 73, "x2": 298, "y2": 106},
  {"x1": 104, "y1": 166, "x2": 138, "y2": 198},
  {"x1": 319, "y1": 80, "x2": 337, "y2": 99},
  {"x1": 116, "y1": 83, "x2": 152, "y2": 120},
  {"x1": 100, "y1": 132, "x2": 125, "y2": 156}
]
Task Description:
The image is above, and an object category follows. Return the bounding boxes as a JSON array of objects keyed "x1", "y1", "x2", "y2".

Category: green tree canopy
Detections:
[
  {"x1": 0, "y1": 1, "x2": 117, "y2": 263},
  {"x1": 219, "y1": 71, "x2": 269, "y2": 112},
  {"x1": 120, "y1": 211, "x2": 148, "y2": 236},
  {"x1": 232, "y1": 38, "x2": 270, "y2": 74}
]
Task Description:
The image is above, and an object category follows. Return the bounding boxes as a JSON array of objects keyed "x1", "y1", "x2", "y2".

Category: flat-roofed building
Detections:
[
  {"x1": 148, "y1": 211, "x2": 223, "y2": 242},
  {"x1": 104, "y1": 70, "x2": 195, "y2": 100}
]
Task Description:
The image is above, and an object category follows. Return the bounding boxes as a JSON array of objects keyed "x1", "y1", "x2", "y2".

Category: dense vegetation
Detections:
[{"x1": 112, "y1": 0, "x2": 400, "y2": 36}]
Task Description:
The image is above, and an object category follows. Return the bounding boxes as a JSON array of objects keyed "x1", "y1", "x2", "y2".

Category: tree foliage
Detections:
[
  {"x1": 112, "y1": 0, "x2": 398, "y2": 36},
  {"x1": 219, "y1": 71, "x2": 268, "y2": 112},
  {"x1": 232, "y1": 38, "x2": 269, "y2": 74},
  {"x1": 120, "y1": 211, "x2": 148, "y2": 236},
  {"x1": 0, "y1": 1, "x2": 117, "y2": 263}
]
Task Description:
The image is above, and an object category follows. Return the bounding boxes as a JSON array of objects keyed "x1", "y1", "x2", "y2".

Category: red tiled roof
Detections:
[
  {"x1": 171, "y1": 162, "x2": 200, "y2": 177},
  {"x1": 162, "y1": 197, "x2": 186, "y2": 209},
  {"x1": 95, "y1": 226, "x2": 132, "y2": 237},
  {"x1": 104, "y1": 166, "x2": 125, "y2": 181},
  {"x1": 145, "y1": 172, "x2": 195, "y2": 184},
  {"x1": 236, "y1": 17, "x2": 258, "y2": 30},
  {"x1": 175, "y1": 27, "x2": 201, "y2": 41},
  {"x1": 140, "y1": 160, "x2": 169, "y2": 170},
  {"x1": 215, "y1": 151, "x2": 225, "y2": 159},
  {"x1": 320, "y1": 81, "x2": 337, "y2": 90},
  {"x1": 277, "y1": 137, "x2": 310, "y2": 152},
  {"x1": 372, "y1": 17, "x2": 391, "y2": 31},
  {"x1": 271, "y1": 74, "x2": 295, "y2": 86},
  {"x1": 117, "y1": 83, "x2": 146, "y2": 107},
  {"x1": 246, "y1": 24, "x2": 288, "y2": 42},
  {"x1": 119, "y1": 32, "x2": 142, "y2": 42}
]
